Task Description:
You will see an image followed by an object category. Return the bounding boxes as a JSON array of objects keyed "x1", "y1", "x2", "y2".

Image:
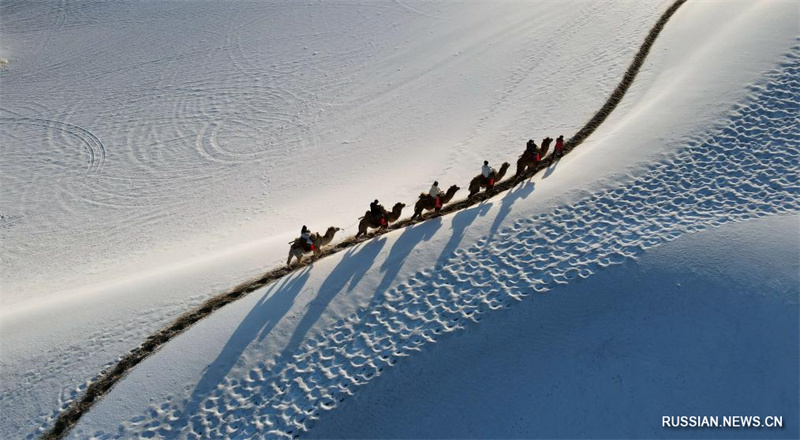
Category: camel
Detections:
[
  {"x1": 513, "y1": 150, "x2": 539, "y2": 181},
  {"x1": 356, "y1": 202, "x2": 406, "y2": 238},
  {"x1": 287, "y1": 226, "x2": 341, "y2": 266},
  {"x1": 411, "y1": 184, "x2": 460, "y2": 220},
  {"x1": 514, "y1": 137, "x2": 553, "y2": 181},
  {"x1": 468, "y1": 162, "x2": 510, "y2": 198}
]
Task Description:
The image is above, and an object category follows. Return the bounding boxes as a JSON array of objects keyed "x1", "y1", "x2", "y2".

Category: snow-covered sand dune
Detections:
[
  {"x1": 2, "y1": 0, "x2": 798, "y2": 438},
  {"x1": 1, "y1": 0, "x2": 663, "y2": 305},
  {"x1": 2, "y1": 1, "x2": 678, "y2": 437},
  {"x1": 65, "y1": 3, "x2": 799, "y2": 438}
]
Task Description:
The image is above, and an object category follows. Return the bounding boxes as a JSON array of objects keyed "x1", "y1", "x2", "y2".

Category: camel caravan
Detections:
[{"x1": 287, "y1": 136, "x2": 564, "y2": 265}]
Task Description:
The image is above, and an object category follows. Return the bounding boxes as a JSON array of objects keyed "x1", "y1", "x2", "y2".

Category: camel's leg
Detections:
[
  {"x1": 468, "y1": 185, "x2": 478, "y2": 198},
  {"x1": 514, "y1": 163, "x2": 526, "y2": 182}
]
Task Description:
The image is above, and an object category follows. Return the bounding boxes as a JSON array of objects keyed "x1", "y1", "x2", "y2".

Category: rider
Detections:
[
  {"x1": 525, "y1": 139, "x2": 538, "y2": 159},
  {"x1": 300, "y1": 225, "x2": 314, "y2": 251},
  {"x1": 554, "y1": 135, "x2": 565, "y2": 158},
  {"x1": 370, "y1": 199, "x2": 386, "y2": 226},
  {"x1": 429, "y1": 180, "x2": 442, "y2": 209},
  {"x1": 482, "y1": 160, "x2": 495, "y2": 188},
  {"x1": 540, "y1": 137, "x2": 552, "y2": 160}
]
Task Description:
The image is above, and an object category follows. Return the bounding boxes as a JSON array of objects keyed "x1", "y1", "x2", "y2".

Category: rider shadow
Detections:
[
  {"x1": 435, "y1": 203, "x2": 491, "y2": 269},
  {"x1": 275, "y1": 237, "x2": 388, "y2": 362},
  {"x1": 168, "y1": 267, "x2": 312, "y2": 434},
  {"x1": 488, "y1": 180, "x2": 535, "y2": 240},
  {"x1": 542, "y1": 157, "x2": 560, "y2": 178}
]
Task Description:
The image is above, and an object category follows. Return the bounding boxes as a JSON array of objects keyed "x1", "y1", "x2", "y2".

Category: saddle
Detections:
[
  {"x1": 367, "y1": 210, "x2": 387, "y2": 226},
  {"x1": 419, "y1": 192, "x2": 440, "y2": 205},
  {"x1": 293, "y1": 238, "x2": 315, "y2": 252},
  {"x1": 483, "y1": 172, "x2": 496, "y2": 187},
  {"x1": 521, "y1": 150, "x2": 538, "y2": 162}
]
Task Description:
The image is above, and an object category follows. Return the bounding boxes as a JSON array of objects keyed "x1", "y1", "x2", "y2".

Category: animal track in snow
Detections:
[{"x1": 81, "y1": 47, "x2": 799, "y2": 440}]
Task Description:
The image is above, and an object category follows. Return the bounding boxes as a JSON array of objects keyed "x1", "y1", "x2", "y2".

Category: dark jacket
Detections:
[
  {"x1": 526, "y1": 140, "x2": 538, "y2": 157},
  {"x1": 370, "y1": 202, "x2": 383, "y2": 217}
]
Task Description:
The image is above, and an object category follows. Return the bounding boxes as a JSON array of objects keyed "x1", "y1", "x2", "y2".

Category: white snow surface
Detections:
[
  {"x1": 307, "y1": 212, "x2": 799, "y2": 439},
  {"x1": 3, "y1": 0, "x2": 672, "y2": 436},
  {"x1": 66, "y1": 0, "x2": 800, "y2": 438},
  {"x1": 1, "y1": 0, "x2": 798, "y2": 438}
]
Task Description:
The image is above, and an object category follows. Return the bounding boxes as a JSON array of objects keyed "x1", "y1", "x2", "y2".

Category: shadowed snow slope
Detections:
[
  {"x1": 69, "y1": 6, "x2": 798, "y2": 438},
  {"x1": 308, "y1": 213, "x2": 799, "y2": 439}
]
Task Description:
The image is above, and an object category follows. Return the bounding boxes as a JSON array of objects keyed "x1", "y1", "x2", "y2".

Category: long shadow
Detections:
[
  {"x1": 275, "y1": 238, "x2": 388, "y2": 360},
  {"x1": 368, "y1": 218, "x2": 444, "y2": 307},
  {"x1": 542, "y1": 157, "x2": 560, "y2": 178},
  {"x1": 435, "y1": 203, "x2": 491, "y2": 269},
  {"x1": 488, "y1": 180, "x2": 535, "y2": 240},
  {"x1": 167, "y1": 268, "x2": 312, "y2": 434}
]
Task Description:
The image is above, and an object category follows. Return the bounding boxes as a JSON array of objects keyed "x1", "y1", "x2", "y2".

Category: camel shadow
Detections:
[
  {"x1": 372, "y1": 218, "x2": 443, "y2": 299},
  {"x1": 168, "y1": 268, "x2": 312, "y2": 434},
  {"x1": 435, "y1": 203, "x2": 491, "y2": 269},
  {"x1": 276, "y1": 238, "x2": 388, "y2": 360},
  {"x1": 488, "y1": 180, "x2": 535, "y2": 240}
]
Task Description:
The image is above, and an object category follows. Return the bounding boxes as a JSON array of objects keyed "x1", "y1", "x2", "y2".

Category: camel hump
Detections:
[{"x1": 419, "y1": 192, "x2": 428, "y2": 199}]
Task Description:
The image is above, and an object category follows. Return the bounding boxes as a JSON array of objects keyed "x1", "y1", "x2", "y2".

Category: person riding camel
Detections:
[
  {"x1": 300, "y1": 225, "x2": 314, "y2": 251},
  {"x1": 525, "y1": 139, "x2": 537, "y2": 157},
  {"x1": 554, "y1": 135, "x2": 565, "y2": 158},
  {"x1": 525, "y1": 139, "x2": 540, "y2": 163},
  {"x1": 482, "y1": 160, "x2": 496, "y2": 188},
  {"x1": 370, "y1": 199, "x2": 386, "y2": 226},
  {"x1": 428, "y1": 181, "x2": 442, "y2": 209}
]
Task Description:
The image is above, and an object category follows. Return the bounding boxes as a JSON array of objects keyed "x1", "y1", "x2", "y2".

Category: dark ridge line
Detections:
[{"x1": 41, "y1": 1, "x2": 687, "y2": 438}]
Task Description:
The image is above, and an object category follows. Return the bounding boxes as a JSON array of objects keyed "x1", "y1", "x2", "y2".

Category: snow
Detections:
[
  {"x1": 1, "y1": 0, "x2": 798, "y2": 438},
  {"x1": 307, "y1": 214, "x2": 800, "y2": 439},
  {"x1": 2, "y1": 1, "x2": 672, "y2": 436}
]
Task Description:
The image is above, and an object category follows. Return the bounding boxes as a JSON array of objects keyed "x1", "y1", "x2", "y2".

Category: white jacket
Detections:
[
  {"x1": 429, "y1": 184, "x2": 441, "y2": 198},
  {"x1": 482, "y1": 164, "x2": 492, "y2": 178},
  {"x1": 301, "y1": 231, "x2": 312, "y2": 244}
]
